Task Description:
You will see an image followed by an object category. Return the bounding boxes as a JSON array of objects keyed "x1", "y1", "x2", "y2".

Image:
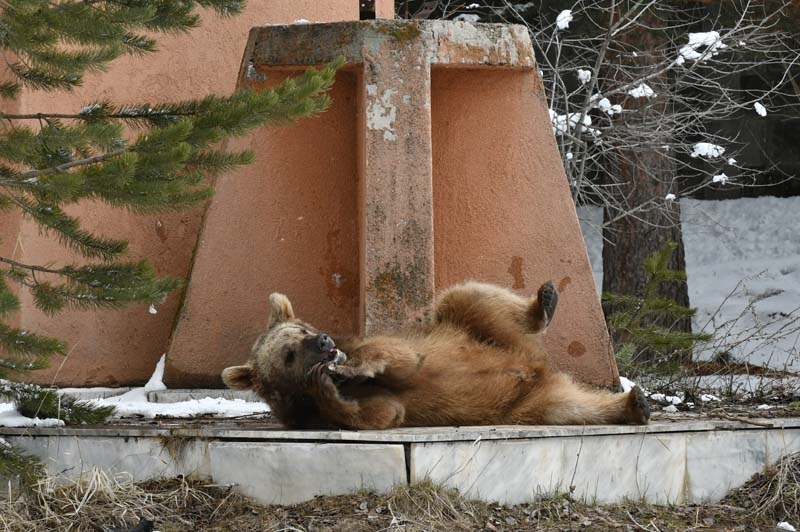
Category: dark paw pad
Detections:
[
  {"x1": 538, "y1": 281, "x2": 558, "y2": 324},
  {"x1": 628, "y1": 386, "x2": 650, "y2": 424}
]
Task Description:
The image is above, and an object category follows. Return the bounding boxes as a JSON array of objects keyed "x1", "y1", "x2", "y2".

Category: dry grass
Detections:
[
  {"x1": 725, "y1": 450, "x2": 800, "y2": 522},
  {"x1": 2, "y1": 457, "x2": 799, "y2": 532},
  {"x1": 0, "y1": 470, "x2": 253, "y2": 532}
]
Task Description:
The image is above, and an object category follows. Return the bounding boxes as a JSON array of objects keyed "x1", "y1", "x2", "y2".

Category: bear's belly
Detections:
[{"x1": 396, "y1": 363, "x2": 543, "y2": 426}]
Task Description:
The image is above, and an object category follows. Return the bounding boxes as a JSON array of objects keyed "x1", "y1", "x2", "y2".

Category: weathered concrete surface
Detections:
[
  {"x1": 12, "y1": 435, "x2": 210, "y2": 482},
  {"x1": 5, "y1": 417, "x2": 798, "y2": 443},
  {"x1": 410, "y1": 427, "x2": 800, "y2": 504},
  {"x1": 166, "y1": 20, "x2": 617, "y2": 387},
  {"x1": 5, "y1": 418, "x2": 800, "y2": 505},
  {"x1": 5, "y1": 2, "x2": 366, "y2": 387},
  {"x1": 210, "y1": 442, "x2": 407, "y2": 505}
]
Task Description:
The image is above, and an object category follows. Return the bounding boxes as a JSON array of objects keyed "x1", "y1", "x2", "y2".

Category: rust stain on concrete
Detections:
[
  {"x1": 568, "y1": 341, "x2": 587, "y2": 358},
  {"x1": 508, "y1": 256, "x2": 525, "y2": 289},
  {"x1": 558, "y1": 276, "x2": 572, "y2": 292}
]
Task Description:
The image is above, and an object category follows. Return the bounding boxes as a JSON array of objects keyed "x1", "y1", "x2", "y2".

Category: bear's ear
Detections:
[
  {"x1": 221, "y1": 364, "x2": 255, "y2": 390},
  {"x1": 267, "y1": 292, "x2": 295, "y2": 329}
]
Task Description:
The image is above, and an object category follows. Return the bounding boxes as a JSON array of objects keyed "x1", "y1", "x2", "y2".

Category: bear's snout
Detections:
[{"x1": 316, "y1": 334, "x2": 335, "y2": 352}]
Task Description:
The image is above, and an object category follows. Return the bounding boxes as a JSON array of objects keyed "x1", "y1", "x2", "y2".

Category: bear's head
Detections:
[{"x1": 221, "y1": 293, "x2": 346, "y2": 398}]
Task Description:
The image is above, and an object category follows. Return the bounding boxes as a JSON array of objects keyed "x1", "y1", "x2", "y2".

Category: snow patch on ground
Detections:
[
  {"x1": 97, "y1": 392, "x2": 269, "y2": 420},
  {"x1": 0, "y1": 356, "x2": 269, "y2": 427},
  {"x1": 650, "y1": 393, "x2": 683, "y2": 405},
  {"x1": 619, "y1": 376, "x2": 636, "y2": 392},
  {"x1": 144, "y1": 354, "x2": 167, "y2": 391},
  {"x1": 0, "y1": 403, "x2": 64, "y2": 427},
  {"x1": 578, "y1": 196, "x2": 800, "y2": 370}
]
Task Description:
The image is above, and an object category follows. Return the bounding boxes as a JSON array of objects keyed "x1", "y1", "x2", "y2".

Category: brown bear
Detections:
[{"x1": 222, "y1": 281, "x2": 650, "y2": 429}]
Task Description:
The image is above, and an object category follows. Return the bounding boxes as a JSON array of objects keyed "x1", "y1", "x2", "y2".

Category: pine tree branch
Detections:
[
  {"x1": 0, "y1": 111, "x2": 187, "y2": 120},
  {"x1": 16, "y1": 147, "x2": 126, "y2": 180},
  {"x1": 0, "y1": 178, "x2": 39, "y2": 189},
  {"x1": 0, "y1": 437, "x2": 43, "y2": 488},
  {"x1": 0, "y1": 193, "x2": 129, "y2": 260},
  {"x1": 0, "y1": 257, "x2": 62, "y2": 275}
]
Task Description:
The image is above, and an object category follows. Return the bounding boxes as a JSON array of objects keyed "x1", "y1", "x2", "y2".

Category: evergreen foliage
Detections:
[
  {"x1": 0, "y1": 1, "x2": 342, "y2": 380},
  {"x1": 0, "y1": 380, "x2": 116, "y2": 423},
  {"x1": 603, "y1": 241, "x2": 712, "y2": 374},
  {"x1": 0, "y1": 436, "x2": 42, "y2": 491}
]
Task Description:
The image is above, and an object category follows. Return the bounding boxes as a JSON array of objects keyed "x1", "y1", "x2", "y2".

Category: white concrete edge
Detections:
[{"x1": 2, "y1": 418, "x2": 799, "y2": 443}]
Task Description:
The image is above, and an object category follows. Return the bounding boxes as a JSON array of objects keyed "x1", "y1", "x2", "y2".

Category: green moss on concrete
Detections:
[{"x1": 377, "y1": 22, "x2": 422, "y2": 44}]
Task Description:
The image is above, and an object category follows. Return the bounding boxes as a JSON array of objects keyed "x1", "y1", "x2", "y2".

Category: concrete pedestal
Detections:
[{"x1": 166, "y1": 20, "x2": 618, "y2": 388}]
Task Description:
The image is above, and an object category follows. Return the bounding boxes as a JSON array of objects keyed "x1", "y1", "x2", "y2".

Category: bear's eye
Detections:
[
  {"x1": 301, "y1": 329, "x2": 309, "y2": 335},
  {"x1": 285, "y1": 350, "x2": 296, "y2": 366}
]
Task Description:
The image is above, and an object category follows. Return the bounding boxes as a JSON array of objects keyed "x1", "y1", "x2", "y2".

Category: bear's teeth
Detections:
[{"x1": 333, "y1": 349, "x2": 347, "y2": 365}]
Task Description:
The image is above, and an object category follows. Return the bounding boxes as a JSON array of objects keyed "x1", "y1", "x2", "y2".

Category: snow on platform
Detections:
[{"x1": 2, "y1": 417, "x2": 799, "y2": 506}]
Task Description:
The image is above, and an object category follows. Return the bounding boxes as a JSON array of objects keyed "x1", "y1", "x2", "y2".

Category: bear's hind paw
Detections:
[
  {"x1": 537, "y1": 281, "x2": 558, "y2": 327},
  {"x1": 625, "y1": 386, "x2": 651, "y2": 424}
]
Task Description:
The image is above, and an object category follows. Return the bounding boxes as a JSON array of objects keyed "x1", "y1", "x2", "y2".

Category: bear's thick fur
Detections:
[{"x1": 222, "y1": 281, "x2": 650, "y2": 429}]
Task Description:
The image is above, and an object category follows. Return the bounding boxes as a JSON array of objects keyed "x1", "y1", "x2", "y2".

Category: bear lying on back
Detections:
[{"x1": 222, "y1": 281, "x2": 650, "y2": 429}]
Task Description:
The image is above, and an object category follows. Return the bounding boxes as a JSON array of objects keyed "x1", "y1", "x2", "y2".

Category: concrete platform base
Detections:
[{"x1": 3, "y1": 418, "x2": 799, "y2": 506}]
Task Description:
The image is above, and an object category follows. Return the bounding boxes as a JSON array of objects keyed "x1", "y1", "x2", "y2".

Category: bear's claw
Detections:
[{"x1": 307, "y1": 363, "x2": 337, "y2": 399}]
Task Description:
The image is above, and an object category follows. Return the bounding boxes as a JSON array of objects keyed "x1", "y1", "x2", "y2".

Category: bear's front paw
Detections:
[{"x1": 307, "y1": 363, "x2": 338, "y2": 399}]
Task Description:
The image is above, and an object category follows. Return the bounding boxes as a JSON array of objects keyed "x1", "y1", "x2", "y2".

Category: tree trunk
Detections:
[
  {"x1": 601, "y1": 11, "x2": 692, "y2": 365},
  {"x1": 601, "y1": 154, "x2": 692, "y2": 331}
]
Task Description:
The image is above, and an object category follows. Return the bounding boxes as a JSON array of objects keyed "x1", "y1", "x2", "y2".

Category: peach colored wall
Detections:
[
  {"x1": 7, "y1": 2, "x2": 364, "y2": 386},
  {"x1": 376, "y1": 1, "x2": 397, "y2": 18},
  {"x1": 166, "y1": 69, "x2": 362, "y2": 386},
  {"x1": 431, "y1": 68, "x2": 617, "y2": 385}
]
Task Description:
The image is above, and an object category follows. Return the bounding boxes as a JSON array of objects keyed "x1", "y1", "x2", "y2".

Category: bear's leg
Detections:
[
  {"x1": 434, "y1": 281, "x2": 557, "y2": 348},
  {"x1": 307, "y1": 363, "x2": 406, "y2": 429},
  {"x1": 512, "y1": 373, "x2": 650, "y2": 425}
]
